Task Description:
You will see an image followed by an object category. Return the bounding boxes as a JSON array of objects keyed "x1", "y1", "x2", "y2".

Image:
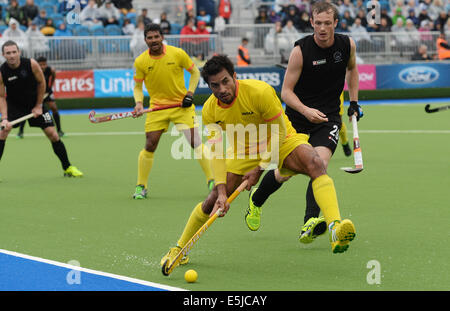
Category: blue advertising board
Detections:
[{"x1": 376, "y1": 63, "x2": 450, "y2": 89}]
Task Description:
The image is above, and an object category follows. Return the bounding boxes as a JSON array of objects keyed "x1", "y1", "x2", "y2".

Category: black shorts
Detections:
[
  {"x1": 292, "y1": 120, "x2": 342, "y2": 154},
  {"x1": 8, "y1": 105, "x2": 54, "y2": 129},
  {"x1": 43, "y1": 92, "x2": 55, "y2": 104}
]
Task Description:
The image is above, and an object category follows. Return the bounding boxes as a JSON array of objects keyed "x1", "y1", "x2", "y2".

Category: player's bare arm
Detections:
[
  {"x1": 346, "y1": 38, "x2": 359, "y2": 110},
  {"x1": 30, "y1": 59, "x2": 45, "y2": 117},
  {"x1": 133, "y1": 78, "x2": 144, "y2": 116},
  {"x1": 282, "y1": 46, "x2": 328, "y2": 124},
  {"x1": 0, "y1": 74, "x2": 10, "y2": 131}
]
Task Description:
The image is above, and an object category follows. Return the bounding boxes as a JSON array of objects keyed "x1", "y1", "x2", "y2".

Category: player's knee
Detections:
[
  {"x1": 274, "y1": 169, "x2": 291, "y2": 183},
  {"x1": 306, "y1": 154, "x2": 326, "y2": 179}
]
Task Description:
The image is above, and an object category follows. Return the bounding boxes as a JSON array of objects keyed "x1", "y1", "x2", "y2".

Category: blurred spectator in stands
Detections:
[
  {"x1": 339, "y1": 0, "x2": 355, "y2": 19},
  {"x1": 255, "y1": 7, "x2": 269, "y2": 24},
  {"x1": 195, "y1": 20, "x2": 210, "y2": 56},
  {"x1": 111, "y1": 0, "x2": 134, "y2": 15},
  {"x1": 6, "y1": 0, "x2": 24, "y2": 26},
  {"x1": 419, "y1": 19, "x2": 433, "y2": 48},
  {"x1": 392, "y1": 7, "x2": 406, "y2": 26},
  {"x1": 406, "y1": 9, "x2": 420, "y2": 28},
  {"x1": 41, "y1": 18, "x2": 56, "y2": 36},
  {"x1": 352, "y1": 0, "x2": 365, "y2": 18},
  {"x1": 99, "y1": 0, "x2": 120, "y2": 26},
  {"x1": 54, "y1": 22, "x2": 73, "y2": 36},
  {"x1": 393, "y1": 0, "x2": 408, "y2": 17},
  {"x1": 130, "y1": 20, "x2": 147, "y2": 58},
  {"x1": 405, "y1": 19, "x2": 420, "y2": 43},
  {"x1": 418, "y1": 4, "x2": 433, "y2": 26},
  {"x1": 380, "y1": 7, "x2": 393, "y2": 28},
  {"x1": 80, "y1": 0, "x2": 102, "y2": 27},
  {"x1": 264, "y1": 20, "x2": 289, "y2": 60},
  {"x1": 377, "y1": 17, "x2": 391, "y2": 32},
  {"x1": 405, "y1": 0, "x2": 419, "y2": 17},
  {"x1": 214, "y1": 15, "x2": 226, "y2": 34},
  {"x1": 26, "y1": 20, "x2": 49, "y2": 55},
  {"x1": 428, "y1": 0, "x2": 445, "y2": 21},
  {"x1": 21, "y1": 0, "x2": 39, "y2": 26},
  {"x1": 237, "y1": 37, "x2": 251, "y2": 67},
  {"x1": 159, "y1": 12, "x2": 171, "y2": 35},
  {"x1": 197, "y1": 7, "x2": 212, "y2": 28},
  {"x1": 122, "y1": 18, "x2": 135, "y2": 35},
  {"x1": 217, "y1": 0, "x2": 232, "y2": 24},
  {"x1": 282, "y1": 19, "x2": 300, "y2": 45},
  {"x1": 391, "y1": 18, "x2": 410, "y2": 50},
  {"x1": 268, "y1": 10, "x2": 281, "y2": 24},
  {"x1": 137, "y1": 8, "x2": 152, "y2": 26},
  {"x1": 180, "y1": 17, "x2": 197, "y2": 53},
  {"x1": 298, "y1": 0, "x2": 310, "y2": 14},
  {"x1": 191, "y1": 51, "x2": 206, "y2": 68},
  {"x1": 337, "y1": 19, "x2": 350, "y2": 33},
  {"x1": 185, "y1": 8, "x2": 196, "y2": 26},
  {"x1": 32, "y1": 9, "x2": 48, "y2": 29},
  {"x1": 342, "y1": 10, "x2": 355, "y2": 28},
  {"x1": 436, "y1": 30, "x2": 450, "y2": 59},
  {"x1": 445, "y1": 18, "x2": 450, "y2": 34},
  {"x1": 435, "y1": 11, "x2": 448, "y2": 30},
  {"x1": 2, "y1": 18, "x2": 29, "y2": 52},
  {"x1": 282, "y1": 5, "x2": 302, "y2": 30},
  {"x1": 350, "y1": 17, "x2": 371, "y2": 45},
  {"x1": 298, "y1": 11, "x2": 312, "y2": 33},
  {"x1": 411, "y1": 44, "x2": 434, "y2": 61}
]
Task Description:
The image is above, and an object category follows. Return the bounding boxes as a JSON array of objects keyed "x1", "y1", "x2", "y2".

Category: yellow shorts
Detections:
[
  {"x1": 145, "y1": 105, "x2": 197, "y2": 133},
  {"x1": 226, "y1": 133, "x2": 310, "y2": 177}
]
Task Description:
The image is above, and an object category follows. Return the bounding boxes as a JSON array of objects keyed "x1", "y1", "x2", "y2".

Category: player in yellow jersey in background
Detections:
[
  {"x1": 132, "y1": 23, "x2": 213, "y2": 199},
  {"x1": 160, "y1": 55, "x2": 356, "y2": 266}
]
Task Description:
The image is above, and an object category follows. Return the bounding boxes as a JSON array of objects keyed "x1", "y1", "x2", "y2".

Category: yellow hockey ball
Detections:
[{"x1": 184, "y1": 269, "x2": 198, "y2": 283}]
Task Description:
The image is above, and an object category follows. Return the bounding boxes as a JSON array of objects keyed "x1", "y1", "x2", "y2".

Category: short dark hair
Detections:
[
  {"x1": 201, "y1": 55, "x2": 235, "y2": 84},
  {"x1": 2, "y1": 40, "x2": 19, "y2": 53},
  {"x1": 144, "y1": 23, "x2": 163, "y2": 37},
  {"x1": 311, "y1": 1, "x2": 339, "y2": 21},
  {"x1": 36, "y1": 56, "x2": 47, "y2": 62}
]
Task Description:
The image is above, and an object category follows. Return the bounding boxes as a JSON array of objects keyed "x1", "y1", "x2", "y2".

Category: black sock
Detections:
[
  {"x1": 18, "y1": 121, "x2": 25, "y2": 133},
  {"x1": 304, "y1": 180, "x2": 321, "y2": 223},
  {"x1": 52, "y1": 140, "x2": 71, "y2": 170},
  {"x1": 53, "y1": 113, "x2": 61, "y2": 132},
  {"x1": 0, "y1": 139, "x2": 5, "y2": 161},
  {"x1": 251, "y1": 169, "x2": 283, "y2": 207}
]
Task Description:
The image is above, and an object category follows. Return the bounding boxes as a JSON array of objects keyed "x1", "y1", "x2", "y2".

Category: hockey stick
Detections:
[
  {"x1": 425, "y1": 104, "x2": 450, "y2": 113},
  {"x1": 340, "y1": 115, "x2": 363, "y2": 174},
  {"x1": 161, "y1": 180, "x2": 249, "y2": 276},
  {"x1": 0, "y1": 113, "x2": 34, "y2": 131},
  {"x1": 88, "y1": 103, "x2": 182, "y2": 123}
]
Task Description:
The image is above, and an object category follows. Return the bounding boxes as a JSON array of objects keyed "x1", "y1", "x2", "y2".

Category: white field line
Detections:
[
  {"x1": 0, "y1": 248, "x2": 186, "y2": 291},
  {"x1": 12, "y1": 129, "x2": 450, "y2": 138}
]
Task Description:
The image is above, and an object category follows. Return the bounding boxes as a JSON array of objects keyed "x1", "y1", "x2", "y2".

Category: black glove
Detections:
[
  {"x1": 347, "y1": 101, "x2": 363, "y2": 121},
  {"x1": 182, "y1": 94, "x2": 194, "y2": 108}
]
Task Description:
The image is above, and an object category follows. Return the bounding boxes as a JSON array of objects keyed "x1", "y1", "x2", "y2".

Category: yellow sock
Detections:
[
  {"x1": 312, "y1": 174, "x2": 341, "y2": 226},
  {"x1": 194, "y1": 144, "x2": 214, "y2": 184},
  {"x1": 177, "y1": 202, "x2": 209, "y2": 248},
  {"x1": 340, "y1": 121, "x2": 349, "y2": 145},
  {"x1": 137, "y1": 149, "x2": 154, "y2": 188}
]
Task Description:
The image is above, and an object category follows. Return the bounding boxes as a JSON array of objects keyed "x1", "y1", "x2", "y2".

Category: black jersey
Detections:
[
  {"x1": 42, "y1": 66, "x2": 53, "y2": 94},
  {"x1": 1, "y1": 57, "x2": 38, "y2": 111},
  {"x1": 285, "y1": 33, "x2": 350, "y2": 126}
]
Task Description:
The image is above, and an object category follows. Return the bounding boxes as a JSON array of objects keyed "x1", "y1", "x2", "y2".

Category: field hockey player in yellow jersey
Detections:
[
  {"x1": 161, "y1": 55, "x2": 355, "y2": 266},
  {"x1": 132, "y1": 23, "x2": 213, "y2": 199}
]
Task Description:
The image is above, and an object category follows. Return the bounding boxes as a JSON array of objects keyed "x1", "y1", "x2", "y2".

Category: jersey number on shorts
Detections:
[
  {"x1": 329, "y1": 125, "x2": 339, "y2": 141},
  {"x1": 43, "y1": 112, "x2": 52, "y2": 123}
]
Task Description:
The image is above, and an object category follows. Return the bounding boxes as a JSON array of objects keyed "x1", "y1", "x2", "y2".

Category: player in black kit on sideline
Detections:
[
  {"x1": 0, "y1": 40, "x2": 82, "y2": 178},
  {"x1": 245, "y1": 1, "x2": 363, "y2": 244},
  {"x1": 17, "y1": 56, "x2": 64, "y2": 138}
]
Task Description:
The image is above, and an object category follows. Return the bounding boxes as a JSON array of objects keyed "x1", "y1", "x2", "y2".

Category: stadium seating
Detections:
[
  {"x1": 72, "y1": 25, "x2": 90, "y2": 36},
  {"x1": 41, "y1": 3, "x2": 57, "y2": 15},
  {"x1": 90, "y1": 24, "x2": 105, "y2": 36},
  {"x1": 105, "y1": 24, "x2": 122, "y2": 36}
]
